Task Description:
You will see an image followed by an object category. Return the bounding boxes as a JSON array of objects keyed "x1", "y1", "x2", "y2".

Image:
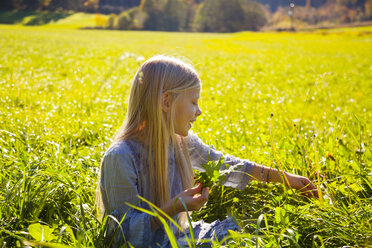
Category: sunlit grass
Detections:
[
  {"x1": 0, "y1": 25, "x2": 371, "y2": 247},
  {"x1": 45, "y1": 13, "x2": 108, "y2": 29}
]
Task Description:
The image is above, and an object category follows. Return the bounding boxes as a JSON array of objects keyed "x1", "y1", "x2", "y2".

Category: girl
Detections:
[{"x1": 99, "y1": 55, "x2": 318, "y2": 247}]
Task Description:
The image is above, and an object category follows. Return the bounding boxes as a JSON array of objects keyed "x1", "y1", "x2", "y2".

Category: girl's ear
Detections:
[{"x1": 161, "y1": 92, "x2": 171, "y2": 113}]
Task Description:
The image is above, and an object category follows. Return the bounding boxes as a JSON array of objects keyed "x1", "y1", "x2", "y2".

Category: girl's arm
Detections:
[
  {"x1": 150, "y1": 183, "x2": 209, "y2": 231},
  {"x1": 250, "y1": 164, "x2": 319, "y2": 198},
  {"x1": 187, "y1": 133, "x2": 318, "y2": 198}
]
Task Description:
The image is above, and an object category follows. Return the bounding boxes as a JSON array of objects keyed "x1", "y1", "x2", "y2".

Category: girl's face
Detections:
[{"x1": 174, "y1": 87, "x2": 202, "y2": 136}]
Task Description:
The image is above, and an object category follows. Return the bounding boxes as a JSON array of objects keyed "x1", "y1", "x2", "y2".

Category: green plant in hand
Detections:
[
  {"x1": 195, "y1": 156, "x2": 224, "y2": 188},
  {"x1": 194, "y1": 156, "x2": 238, "y2": 189}
]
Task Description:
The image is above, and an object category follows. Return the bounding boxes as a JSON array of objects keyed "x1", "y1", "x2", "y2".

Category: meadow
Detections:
[{"x1": 0, "y1": 24, "x2": 371, "y2": 247}]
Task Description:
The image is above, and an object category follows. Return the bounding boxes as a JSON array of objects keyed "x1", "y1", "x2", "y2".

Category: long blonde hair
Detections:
[{"x1": 109, "y1": 55, "x2": 199, "y2": 209}]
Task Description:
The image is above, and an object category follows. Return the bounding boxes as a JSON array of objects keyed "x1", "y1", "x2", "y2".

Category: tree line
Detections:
[
  {"x1": 104, "y1": 0, "x2": 267, "y2": 32},
  {"x1": 2, "y1": 0, "x2": 369, "y2": 13},
  {"x1": 0, "y1": 0, "x2": 267, "y2": 32},
  {"x1": 271, "y1": 0, "x2": 372, "y2": 26},
  {"x1": 1, "y1": 0, "x2": 371, "y2": 32},
  {"x1": 0, "y1": 0, "x2": 100, "y2": 13}
]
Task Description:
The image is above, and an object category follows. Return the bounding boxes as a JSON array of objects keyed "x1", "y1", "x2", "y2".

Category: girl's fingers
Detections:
[
  {"x1": 178, "y1": 184, "x2": 209, "y2": 211},
  {"x1": 301, "y1": 181, "x2": 319, "y2": 199},
  {"x1": 192, "y1": 187, "x2": 209, "y2": 209},
  {"x1": 201, "y1": 187, "x2": 209, "y2": 199},
  {"x1": 287, "y1": 174, "x2": 320, "y2": 199},
  {"x1": 187, "y1": 183, "x2": 202, "y2": 195},
  {"x1": 312, "y1": 189, "x2": 319, "y2": 198},
  {"x1": 193, "y1": 186, "x2": 209, "y2": 200},
  {"x1": 307, "y1": 182, "x2": 319, "y2": 198},
  {"x1": 309, "y1": 184, "x2": 319, "y2": 198}
]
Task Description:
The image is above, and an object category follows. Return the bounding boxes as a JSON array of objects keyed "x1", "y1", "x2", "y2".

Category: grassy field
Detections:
[{"x1": 0, "y1": 24, "x2": 371, "y2": 247}]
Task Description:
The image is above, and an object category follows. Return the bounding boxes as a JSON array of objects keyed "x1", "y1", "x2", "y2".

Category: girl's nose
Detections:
[{"x1": 196, "y1": 106, "x2": 202, "y2": 116}]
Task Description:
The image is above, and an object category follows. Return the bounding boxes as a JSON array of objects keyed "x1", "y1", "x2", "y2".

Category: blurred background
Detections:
[{"x1": 1, "y1": 0, "x2": 372, "y2": 32}]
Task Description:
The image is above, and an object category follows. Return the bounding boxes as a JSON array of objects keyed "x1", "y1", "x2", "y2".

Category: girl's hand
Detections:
[
  {"x1": 175, "y1": 183, "x2": 209, "y2": 211},
  {"x1": 153, "y1": 184, "x2": 209, "y2": 231},
  {"x1": 285, "y1": 173, "x2": 319, "y2": 198}
]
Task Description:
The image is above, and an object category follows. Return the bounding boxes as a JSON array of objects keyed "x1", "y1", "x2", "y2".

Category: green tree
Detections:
[
  {"x1": 366, "y1": 0, "x2": 372, "y2": 19},
  {"x1": 44, "y1": 0, "x2": 84, "y2": 11},
  {"x1": 194, "y1": 0, "x2": 266, "y2": 32},
  {"x1": 162, "y1": 0, "x2": 188, "y2": 31},
  {"x1": 11, "y1": 0, "x2": 40, "y2": 10},
  {"x1": 115, "y1": 7, "x2": 148, "y2": 30},
  {"x1": 140, "y1": 0, "x2": 189, "y2": 31},
  {"x1": 140, "y1": 0, "x2": 167, "y2": 30},
  {"x1": 184, "y1": 1, "x2": 198, "y2": 31},
  {"x1": 105, "y1": 14, "x2": 116, "y2": 29},
  {"x1": 239, "y1": 0, "x2": 268, "y2": 31},
  {"x1": 0, "y1": 0, "x2": 14, "y2": 10}
]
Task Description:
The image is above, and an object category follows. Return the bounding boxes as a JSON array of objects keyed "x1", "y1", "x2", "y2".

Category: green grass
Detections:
[{"x1": 0, "y1": 24, "x2": 371, "y2": 247}]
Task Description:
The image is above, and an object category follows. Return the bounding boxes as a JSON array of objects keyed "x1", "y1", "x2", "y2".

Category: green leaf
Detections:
[
  {"x1": 64, "y1": 226, "x2": 76, "y2": 243},
  {"x1": 28, "y1": 223, "x2": 56, "y2": 242},
  {"x1": 195, "y1": 156, "x2": 242, "y2": 189},
  {"x1": 275, "y1": 207, "x2": 289, "y2": 226}
]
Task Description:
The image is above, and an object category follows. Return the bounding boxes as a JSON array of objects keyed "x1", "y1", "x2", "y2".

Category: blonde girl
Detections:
[{"x1": 99, "y1": 55, "x2": 318, "y2": 247}]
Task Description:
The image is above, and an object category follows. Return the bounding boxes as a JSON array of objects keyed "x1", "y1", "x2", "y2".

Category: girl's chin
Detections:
[
  {"x1": 174, "y1": 124, "x2": 192, "y2": 136},
  {"x1": 175, "y1": 128, "x2": 189, "y2": 137}
]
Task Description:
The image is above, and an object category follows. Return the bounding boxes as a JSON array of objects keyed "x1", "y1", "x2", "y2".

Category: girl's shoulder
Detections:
[
  {"x1": 186, "y1": 131, "x2": 207, "y2": 150},
  {"x1": 104, "y1": 139, "x2": 144, "y2": 160}
]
